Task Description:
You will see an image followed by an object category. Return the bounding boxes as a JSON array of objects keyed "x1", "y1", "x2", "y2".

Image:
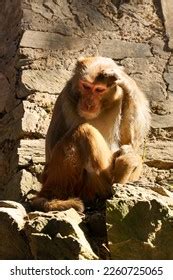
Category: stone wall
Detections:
[
  {"x1": 0, "y1": 0, "x2": 23, "y2": 197},
  {"x1": 0, "y1": 0, "x2": 173, "y2": 209},
  {"x1": 0, "y1": 0, "x2": 173, "y2": 260}
]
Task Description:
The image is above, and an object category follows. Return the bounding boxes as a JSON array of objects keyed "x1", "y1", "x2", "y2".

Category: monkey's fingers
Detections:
[
  {"x1": 115, "y1": 78, "x2": 127, "y2": 88},
  {"x1": 103, "y1": 69, "x2": 118, "y2": 77}
]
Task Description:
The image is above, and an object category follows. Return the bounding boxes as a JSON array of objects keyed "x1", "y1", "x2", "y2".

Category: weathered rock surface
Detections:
[
  {"x1": 0, "y1": 202, "x2": 97, "y2": 260},
  {"x1": 4, "y1": 170, "x2": 41, "y2": 201},
  {"x1": 22, "y1": 101, "x2": 50, "y2": 138},
  {"x1": 146, "y1": 140, "x2": 173, "y2": 169},
  {"x1": 0, "y1": 0, "x2": 22, "y2": 195},
  {"x1": 25, "y1": 209, "x2": 98, "y2": 260},
  {"x1": 0, "y1": 73, "x2": 11, "y2": 113},
  {"x1": 161, "y1": 0, "x2": 173, "y2": 50},
  {"x1": 0, "y1": 0, "x2": 173, "y2": 261},
  {"x1": 99, "y1": 40, "x2": 152, "y2": 59},
  {"x1": 107, "y1": 184, "x2": 173, "y2": 259},
  {"x1": 18, "y1": 139, "x2": 45, "y2": 167},
  {"x1": 21, "y1": 69, "x2": 71, "y2": 94},
  {"x1": 21, "y1": 30, "x2": 91, "y2": 51},
  {"x1": 0, "y1": 201, "x2": 31, "y2": 259},
  {"x1": 1, "y1": 183, "x2": 173, "y2": 260},
  {"x1": 151, "y1": 113, "x2": 173, "y2": 128}
]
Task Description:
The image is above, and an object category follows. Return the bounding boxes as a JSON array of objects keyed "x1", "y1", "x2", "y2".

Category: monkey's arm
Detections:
[
  {"x1": 45, "y1": 80, "x2": 82, "y2": 162},
  {"x1": 45, "y1": 93, "x2": 68, "y2": 162},
  {"x1": 116, "y1": 74, "x2": 150, "y2": 150}
]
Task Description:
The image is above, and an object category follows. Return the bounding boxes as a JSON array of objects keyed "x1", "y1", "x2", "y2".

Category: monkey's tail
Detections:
[{"x1": 31, "y1": 197, "x2": 84, "y2": 213}]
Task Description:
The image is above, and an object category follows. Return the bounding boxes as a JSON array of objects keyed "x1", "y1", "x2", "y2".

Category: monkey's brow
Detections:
[
  {"x1": 96, "y1": 73, "x2": 106, "y2": 79},
  {"x1": 96, "y1": 73, "x2": 106, "y2": 82},
  {"x1": 95, "y1": 73, "x2": 117, "y2": 87}
]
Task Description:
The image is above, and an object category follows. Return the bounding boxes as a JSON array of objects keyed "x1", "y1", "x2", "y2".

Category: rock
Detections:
[
  {"x1": 0, "y1": 139, "x2": 20, "y2": 188},
  {"x1": 22, "y1": 0, "x2": 80, "y2": 35},
  {"x1": 84, "y1": 209, "x2": 110, "y2": 259},
  {"x1": 121, "y1": 57, "x2": 150, "y2": 74},
  {"x1": 20, "y1": 30, "x2": 90, "y2": 51},
  {"x1": 0, "y1": 0, "x2": 22, "y2": 196},
  {"x1": 134, "y1": 74, "x2": 167, "y2": 102},
  {"x1": 0, "y1": 103, "x2": 24, "y2": 144},
  {"x1": 1, "y1": 0, "x2": 173, "y2": 262},
  {"x1": 151, "y1": 96, "x2": 173, "y2": 115},
  {"x1": 161, "y1": 0, "x2": 173, "y2": 50},
  {"x1": 0, "y1": 73, "x2": 10, "y2": 113},
  {"x1": 151, "y1": 38, "x2": 171, "y2": 59},
  {"x1": 4, "y1": 169, "x2": 41, "y2": 201},
  {"x1": 151, "y1": 114, "x2": 173, "y2": 129},
  {"x1": 0, "y1": 200, "x2": 31, "y2": 259},
  {"x1": 69, "y1": 0, "x2": 118, "y2": 32},
  {"x1": 121, "y1": 57, "x2": 167, "y2": 102},
  {"x1": 18, "y1": 139, "x2": 45, "y2": 167},
  {"x1": 0, "y1": 201, "x2": 99, "y2": 260},
  {"x1": 25, "y1": 209, "x2": 98, "y2": 260},
  {"x1": 141, "y1": 164, "x2": 172, "y2": 186},
  {"x1": 107, "y1": 184, "x2": 173, "y2": 259},
  {"x1": 149, "y1": 185, "x2": 173, "y2": 197},
  {"x1": 164, "y1": 66, "x2": 173, "y2": 92},
  {"x1": 17, "y1": 139, "x2": 45, "y2": 179},
  {"x1": 21, "y1": 69, "x2": 71, "y2": 94},
  {"x1": 98, "y1": 40, "x2": 152, "y2": 59},
  {"x1": 145, "y1": 140, "x2": 173, "y2": 169},
  {"x1": 22, "y1": 101, "x2": 50, "y2": 138},
  {"x1": 27, "y1": 92, "x2": 57, "y2": 113}
]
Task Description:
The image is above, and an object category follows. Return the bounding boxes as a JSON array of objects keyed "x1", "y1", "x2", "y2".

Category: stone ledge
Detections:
[
  {"x1": 20, "y1": 30, "x2": 90, "y2": 50},
  {"x1": 98, "y1": 39, "x2": 152, "y2": 59},
  {"x1": 146, "y1": 140, "x2": 173, "y2": 169},
  {"x1": 151, "y1": 114, "x2": 173, "y2": 129},
  {"x1": 107, "y1": 184, "x2": 173, "y2": 259},
  {"x1": 161, "y1": 0, "x2": 173, "y2": 50}
]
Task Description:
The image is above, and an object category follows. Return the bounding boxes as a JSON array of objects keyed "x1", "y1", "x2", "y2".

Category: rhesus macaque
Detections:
[{"x1": 32, "y1": 56, "x2": 150, "y2": 212}]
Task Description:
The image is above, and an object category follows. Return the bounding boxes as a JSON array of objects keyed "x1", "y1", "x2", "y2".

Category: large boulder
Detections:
[
  {"x1": 25, "y1": 209, "x2": 98, "y2": 260},
  {"x1": 0, "y1": 201, "x2": 98, "y2": 260},
  {"x1": 107, "y1": 184, "x2": 173, "y2": 259},
  {"x1": 0, "y1": 201, "x2": 31, "y2": 259}
]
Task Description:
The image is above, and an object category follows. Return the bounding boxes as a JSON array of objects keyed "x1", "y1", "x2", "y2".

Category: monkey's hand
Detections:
[
  {"x1": 115, "y1": 73, "x2": 137, "y2": 96},
  {"x1": 102, "y1": 67, "x2": 137, "y2": 95},
  {"x1": 113, "y1": 144, "x2": 135, "y2": 159},
  {"x1": 111, "y1": 144, "x2": 142, "y2": 184}
]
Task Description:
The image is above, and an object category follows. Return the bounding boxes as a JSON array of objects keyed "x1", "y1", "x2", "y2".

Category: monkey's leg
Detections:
[
  {"x1": 32, "y1": 132, "x2": 86, "y2": 212},
  {"x1": 128, "y1": 156, "x2": 142, "y2": 182},
  {"x1": 49, "y1": 123, "x2": 113, "y2": 200},
  {"x1": 112, "y1": 145, "x2": 142, "y2": 184},
  {"x1": 32, "y1": 123, "x2": 113, "y2": 212},
  {"x1": 78, "y1": 123, "x2": 113, "y2": 201}
]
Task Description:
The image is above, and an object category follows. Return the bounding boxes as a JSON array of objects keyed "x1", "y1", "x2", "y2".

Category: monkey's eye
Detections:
[
  {"x1": 83, "y1": 84, "x2": 91, "y2": 90},
  {"x1": 81, "y1": 82, "x2": 92, "y2": 91},
  {"x1": 94, "y1": 87, "x2": 106, "y2": 93}
]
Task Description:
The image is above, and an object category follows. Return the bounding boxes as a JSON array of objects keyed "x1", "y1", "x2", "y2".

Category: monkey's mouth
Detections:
[{"x1": 78, "y1": 105, "x2": 100, "y2": 119}]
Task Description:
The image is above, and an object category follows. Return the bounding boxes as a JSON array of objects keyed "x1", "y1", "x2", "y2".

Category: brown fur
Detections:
[{"x1": 31, "y1": 56, "x2": 150, "y2": 212}]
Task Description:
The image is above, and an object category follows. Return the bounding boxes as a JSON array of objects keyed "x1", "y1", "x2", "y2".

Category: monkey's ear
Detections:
[{"x1": 77, "y1": 56, "x2": 93, "y2": 67}]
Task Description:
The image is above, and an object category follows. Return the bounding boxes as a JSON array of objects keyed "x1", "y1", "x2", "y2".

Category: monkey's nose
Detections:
[{"x1": 87, "y1": 100, "x2": 95, "y2": 108}]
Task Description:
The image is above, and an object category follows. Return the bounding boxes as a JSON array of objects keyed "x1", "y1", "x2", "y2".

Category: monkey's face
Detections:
[
  {"x1": 77, "y1": 80, "x2": 109, "y2": 119},
  {"x1": 76, "y1": 56, "x2": 123, "y2": 119}
]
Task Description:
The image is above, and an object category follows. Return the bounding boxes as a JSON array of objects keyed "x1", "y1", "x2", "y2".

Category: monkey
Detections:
[{"x1": 31, "y1": 56, "x2": 150, "y2": 213}]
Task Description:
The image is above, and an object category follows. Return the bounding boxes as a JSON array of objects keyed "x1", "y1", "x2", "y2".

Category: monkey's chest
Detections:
[{"x1": 89, "y1": 116, "x2": 119, "y2": 152}]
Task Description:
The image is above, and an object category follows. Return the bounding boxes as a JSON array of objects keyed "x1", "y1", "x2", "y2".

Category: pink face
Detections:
[{"x1": 78, "y1": 80, "x2": 108, "y2": 119}]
